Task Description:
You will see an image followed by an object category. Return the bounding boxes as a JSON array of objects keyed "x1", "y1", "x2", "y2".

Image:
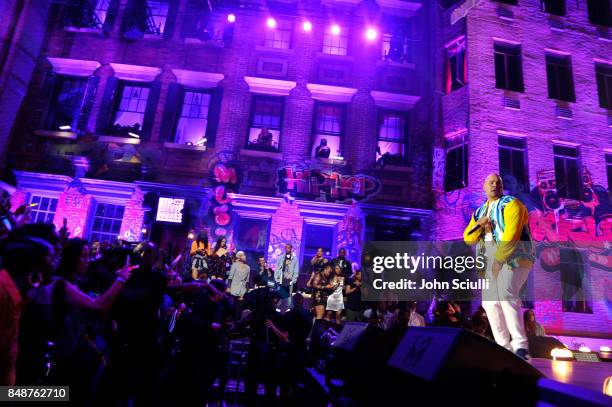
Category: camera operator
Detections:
[{"x1": 240, "y1": 284, "x2": 289, "y2": 406}]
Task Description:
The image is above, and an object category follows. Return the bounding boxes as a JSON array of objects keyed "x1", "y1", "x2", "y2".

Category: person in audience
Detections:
[
  {"x1": 363, "y1": 302, "x2": 397, "y2": 331},
  {"x1": 471, "y1": 306, "x2": 494, "y2": 341},
  {"x1": 256, "y1": 256, "x2": 275, "y2": 288},
  {"x1": 407, "y1": 301, "x2": 425, "y2": 327},
  {"x1": 523, "y1": 309, "x2": 546, "y2": 337}
]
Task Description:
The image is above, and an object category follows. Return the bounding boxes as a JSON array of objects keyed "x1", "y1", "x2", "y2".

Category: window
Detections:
[
  {"x1": 234, "y1": 217, "x2": 270, "y2": 268},
  {"x1": 247, "y1": 96, "x2": 283, "y2": 152},
  {"x1": 29, "y1": 196, "x2": 58, "y2": 224},
  {"x1": 376, "y1": 110, "x2": 406, "y2": 165},
  {"x1": 540, "y1": 0, "x2": 565, "y2": 15},
  {"x1": 494, "y1": 42, "x2": 524, "y2": 92},
  {"x1": 444, "y1": 136, "x2": 468, "y2": 191},
  {"x1": 606, "y1": 153, "x2": 612, "y2": 197},
  {"x1": 90, "y1": 203, "x2": 124, "y2": 243},
  {"x1": 182, "y1": 0, "x2": 224, "y2": 42},
  {"x1": 174, "y1": 90, "x2": 211, "y2": 145},
  {"x1": 312, "y1": 103, "x2": 344, "y2": 159},
  {"x1": 322, "y1": 25, "x2": 348, "y2": 56},
  {"x1": 65, "y1": 0, "x2": 112, "y2": 29},
  {"x1": 595, "y1": 63, "x2": 612, "y2": 109},
  {"x1": 587, "y1": 0, "x2": 612, "y2": 27},
  {"x1": 112, "y1": 84, "x2": 150, "y2": 137},
  {"x1": 445, "y1": 39, "x2": 467, "y2": 93},
  {"x1": 546, "y1": 54, "x2": 575, "y2": 102},
  {"x1": 264, "y1": 20, "x2": 292, "y2": 49},
  {"x1": 560, "y1": 248, "x2": 592, "y2": 314},
  {"x1": 381, "y1": 19, "x2": 413, "y2": 64},
  {"x1": 146, "y1": 0, "x2": 169, "y2": 34},
  {"x1": 300, "y1": 223, "x2": 335, "y2": 275},
  {"x1": 498, "y1": 136, "x2": 528, "y2": 192},
  {"x1": 553, "y1": 144, "x2": 581, "y2": 200},
  {"x1": 495, "y1": 0, "x2": 518, "y2": 4},
  {"x1": 48, "y1": 76, "x2": 87, "y2": 131}
]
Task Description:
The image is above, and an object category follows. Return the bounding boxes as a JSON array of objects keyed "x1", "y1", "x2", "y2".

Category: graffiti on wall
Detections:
[
  {"x1": 277, "y1": 166, "x2": 381, "y2": 203},
  {"x1": 336, "y1": 200, "x2": 364, "y2": 266},
  {"x1": 208, "y1": 151, "x2": 241, "y2": 242}
]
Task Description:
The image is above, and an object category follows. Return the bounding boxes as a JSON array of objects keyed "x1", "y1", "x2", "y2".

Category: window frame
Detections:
[
  {"x1": 246, "y1": 95, "x2": 285, "y2": 152},
  {"x1": 65, "y1": 0, "x2": 113, "y2": 29},
  {"x1": 553, "y1": 144, "x2": 582, "y2": 200},
  {"x1": 586, "y1": 0, "x2": 612, "y2": 27},
  {"x1": 540, "y1": 0, "x2": 566, "y2": 16},
  {"x1": 172, "y1": 87, "x2": 213, "y2": 145},
  {"x1": 322, "y1": 25, "x2": 349, "y2": 56},
  {"x1": 111, "y1": 81, "x2": 151, "y2": 137},
  {"x1": 545, "y1": 53, "x2": 575, "y2": 102},
  {"x1": 88, "y1": 201, "x2": 125, "y2": 243},
  {"x1": 311, "y1": 102, "x2": 346, "y2": 160},
  {"x1": 47, "y1": 75, "x2": 88, "y2": 132},
  {"x1": 498, "y1": 135, "x2": 529, "y2": 192},
  {"x1": 494, "y1": 42, "x2": 524, "y2": 92},
  {"x1": 144, "y1": 0, "x2": 170, "y2": 35},
  {"x1": 299, "y1": 222, "x2": 337, "y2": 275},
  {"x1": 595, "y1": 63, "x2": 612, "y2": 109},
  {"x1": 28, "y1": 195, "x2": 59, "y2": 224},
  {"x1": 445, "y1": 38, "x2": 467, "y2": 93},
  {"x1": 376, "y1": 109, "x2": 408, "y2": 165},
  {"x1": 444, "y1": 135, "x2": 469, "y2": 192},
  {"x1": 264, "y1": 19, "x2": 293, "y2": 50},
  {"x1": 606, "y1": 153, "x2": 612, "y2": 198}
]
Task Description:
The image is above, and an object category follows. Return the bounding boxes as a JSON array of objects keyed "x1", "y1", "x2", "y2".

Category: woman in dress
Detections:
[
  {"x1": 210, "y1": 236, "x2": 230, "y2": 279},
  {"x1": 190, "y1": 231, "x2": 210, "y2": 281},
  {"x1": 326, "y1": 265, "x2": 345, "y2": 324},
  {"x1": 311, "y1": 264, "x2": 334, "y2": 320},
  {"x1": 306, "y1": 247, "x2": 328, "y2": 292}
]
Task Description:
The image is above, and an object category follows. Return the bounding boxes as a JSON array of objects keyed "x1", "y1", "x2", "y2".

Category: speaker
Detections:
[{"x1": 387, "y1": 327, "x2": 544, "y2": 405}]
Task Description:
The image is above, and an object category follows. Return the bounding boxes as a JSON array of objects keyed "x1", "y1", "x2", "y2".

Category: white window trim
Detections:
[
  {"x1": 371, "y1": 90, "x2": 420, "y2": 111},
  {"x1": 307, "y1": 83, "x2": 357, "y2": 103},
  {"x1": 497, "y1": 130, "x2": 527, "y2": 138},
  {"x1": 173, "y1": 69, "x2": 224, "y2": 88},
  {"x1": 47, "y1": 57, "x2": 101, "y2": 77},
  {"x1": 244, "y1": 76, "x2": 296, "y2": 96},
  {"x1": 109, "y1": 63, "x2": 161, "y2": 82}
]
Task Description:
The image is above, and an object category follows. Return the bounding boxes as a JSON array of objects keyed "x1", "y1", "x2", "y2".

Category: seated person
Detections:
[{"x1": 315, "y1": 139, "x2": 331, "y2": 158}]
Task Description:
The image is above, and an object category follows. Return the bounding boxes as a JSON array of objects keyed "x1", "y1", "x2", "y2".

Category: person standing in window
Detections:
[
  {"x1": 190, "y1": 231, "x2": 210, "y2": 281},
  {"x1": 257, "y1": 127, "x2": 273, "y2": 147},
  {"x1": 275, "y1": 243, "x2": 298, "y2": 309},
  {"x1": 315, "y1": 139, "x2": 331, "y2": 158},
  {"x1": 332, "y1": 248, "x2": 352, "y2": 278}
]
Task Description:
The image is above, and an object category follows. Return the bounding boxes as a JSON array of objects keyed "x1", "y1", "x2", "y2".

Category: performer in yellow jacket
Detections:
[{"x1": 464, "y1": 173, "x2": 535, "y2": 360}]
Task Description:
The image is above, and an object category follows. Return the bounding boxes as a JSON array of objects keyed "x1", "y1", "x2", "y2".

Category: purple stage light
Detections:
[
  {"x1": 267, "y1": 18, "x2": 276, "y2": 29},
  {"x1": 227, "y1": 14, "x2": 236, "y2": 23},
  {"x1": 303, "y1": 21, "x2": 312, "y2": 32},
  {"x1": 331, "y1": 24, "x2": 340, "y2": 35}
]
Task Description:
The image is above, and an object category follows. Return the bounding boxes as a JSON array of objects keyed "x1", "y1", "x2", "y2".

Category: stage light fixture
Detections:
[
  {"x1": 303, "y1": 21, "x2": 312, "y2": 32},
  {"x1": 141, "y1": 228, "x2": 148, "y2": 234},
  {"x1": 550, "y1": 347, "x2": 573, "y2": 361},
  {"x1": 128, "y1": 132, "x2": 140, "y2": 138},
  {"x1": 601, "y1": 346, "x2": 611, "y2": 352},
  {"x1": 365, "y1": 28, "x2": 378, "y2": 41},
  {"x1": 195, "y1": 138, "x2": 207, "y2": 146},
  {"x1": 267, "y1": 18, "x2": 276, "y2": 28},
  {"x1": 59, "y1": 125, "x2": 71, "y2": 130},
  {"x1": 578, "y1": 346, "x2": 591, "y2": 353},
  {"x1": 331, "y1": 24, "x2": 340, "y2": 35},
  {"x1": 227, "y1": 14, "x2": 236, "y2": 23},
  {"x1": 188, "y1": 232, "x2": 195, "y2": 240}
]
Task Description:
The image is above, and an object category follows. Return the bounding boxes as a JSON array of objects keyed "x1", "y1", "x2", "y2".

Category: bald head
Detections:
[{"x1": 483, "y1": 173, "x2": 503, "y2": 201}]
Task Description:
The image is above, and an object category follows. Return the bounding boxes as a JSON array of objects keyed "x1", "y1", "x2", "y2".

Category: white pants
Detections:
[{"x1": 482, "y1": 250, "x2": 530, "y2": 352}]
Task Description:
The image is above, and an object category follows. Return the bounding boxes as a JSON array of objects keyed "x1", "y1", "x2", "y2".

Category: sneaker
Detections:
[{"x1": 516, "y1": 348, "x2": 530, "y2": 361}]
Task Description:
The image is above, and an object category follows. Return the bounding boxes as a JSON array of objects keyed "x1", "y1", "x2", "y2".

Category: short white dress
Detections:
[{"x1": 326, "y1": 277, "x2": 345, "y2": 312}]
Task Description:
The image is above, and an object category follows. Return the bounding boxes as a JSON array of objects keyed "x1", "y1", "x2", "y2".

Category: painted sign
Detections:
[
  {"x1": 156, "y1": 197, "x2": 185, "y2": 223},
  {"x1": 277, "y1": 166, "x2": 381, "y2": 203}
]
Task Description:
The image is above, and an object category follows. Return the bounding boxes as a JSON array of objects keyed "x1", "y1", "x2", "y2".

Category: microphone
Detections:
[{"x1": 467, "y1": 224, "x2": 482, "y2": 235}]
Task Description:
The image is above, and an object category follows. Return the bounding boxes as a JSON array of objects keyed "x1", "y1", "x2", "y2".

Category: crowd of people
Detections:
[{"x1": 0, "y1": 215, "x2": 549, "y2": 406}]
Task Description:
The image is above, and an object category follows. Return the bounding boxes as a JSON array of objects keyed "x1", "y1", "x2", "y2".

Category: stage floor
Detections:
[{"x1": 532, "y1": 358, "x2": 612, "y2": 394}]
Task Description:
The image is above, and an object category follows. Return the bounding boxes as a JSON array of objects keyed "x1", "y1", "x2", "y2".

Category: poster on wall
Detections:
[{"x1": 156, "y1": 197, "x2": 185, "y2": 223}]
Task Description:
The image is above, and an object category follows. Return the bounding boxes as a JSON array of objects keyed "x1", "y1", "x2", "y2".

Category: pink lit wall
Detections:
[{"x1": 53, "y1": 188, "x2": 92, "y2": 238}]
